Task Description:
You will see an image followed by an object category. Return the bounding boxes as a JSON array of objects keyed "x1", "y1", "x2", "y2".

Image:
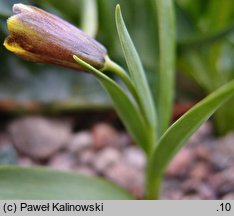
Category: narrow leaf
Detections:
[
  {"x1": 155, "y1": 0, "x2": 176, "y2": 135},
  {"x1": 148, "y1": 79, "x2": 234, "y2": 194},
  {"x1": 0, "y1": 167, "x2": 132, "y2": 199},
  {"x1": 115, "y1": 5, "x2": 157, "y2": 133},
  {"x1": 74, "y1": 55, "x2": 150, "y2": 153}
]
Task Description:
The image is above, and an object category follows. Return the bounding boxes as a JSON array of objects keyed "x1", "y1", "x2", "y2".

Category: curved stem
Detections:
[{"x1": 102, "y1": 56, "x2": 142, "y2": 109}]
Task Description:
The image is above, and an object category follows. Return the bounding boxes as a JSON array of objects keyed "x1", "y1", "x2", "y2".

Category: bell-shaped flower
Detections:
[{"x1": 4, "y1": 4, "x2": 107, "y2": 70}]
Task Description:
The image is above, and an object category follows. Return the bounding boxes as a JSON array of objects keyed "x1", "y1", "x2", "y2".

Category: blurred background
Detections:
[{"x1": 0, "y1": 0, "x2": 234, "y2": 199}]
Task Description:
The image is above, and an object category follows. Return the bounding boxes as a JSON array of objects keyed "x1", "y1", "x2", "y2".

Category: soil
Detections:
[{"x1": 0, "y1": 111, "x2": 234, "y2": 200}]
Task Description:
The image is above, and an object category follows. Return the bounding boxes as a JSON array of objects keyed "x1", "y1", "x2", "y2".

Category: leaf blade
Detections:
[
  {"x1": 115, "y1": 5, "x2": 157, "y2": 133},
  {"x1": 155, "y1": 0, "x2": 176, "y2": 135},
  {"x1": 73, "y1": 55, "x2": 150, "y2": 153},
  {"x1": 148, "y1": 80, "x2": 234, "y2": 195},
  {"x1": 0, "y1": 166, "x2": 132, "y2": 199}
]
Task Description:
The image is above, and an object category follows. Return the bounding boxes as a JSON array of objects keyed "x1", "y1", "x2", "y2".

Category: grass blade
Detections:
[
  {"x1": 147, "y1": 79, "x2": 234, "y2": 199},
  {"x1": 115, "y1": 5, "x2": 157, "y2": 135},
  {"x1": 155, "y1": 0, "x2": 176, "y2": 135},
  {"x1": 73, "y1": 55, "x2": 150, "y2": 153}
]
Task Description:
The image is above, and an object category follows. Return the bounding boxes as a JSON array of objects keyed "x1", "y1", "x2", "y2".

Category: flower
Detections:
[{"x1": 4, "y1": 4, "x2": 107, "y2": 70}]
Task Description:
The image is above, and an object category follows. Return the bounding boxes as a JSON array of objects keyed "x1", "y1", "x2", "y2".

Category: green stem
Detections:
[
  {"x1": 102, "y1": 56, "x2": 142, "y2": 110},
  {"x1": 145, "y1": 157, "x2": 161, "y2": 200}
]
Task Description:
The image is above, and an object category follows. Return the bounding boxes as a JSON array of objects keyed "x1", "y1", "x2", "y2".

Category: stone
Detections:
[
  {"x1": 92, "y1": 123, "x2": 119, "y2": 149},
  {"x1": 188, "y1": 122, "x2": 213, "y2": 146},
  {"x1": 222, "y1": 193, "x2": 234, "y2": 200},
  {"x1": 209, "y1": 167, "x2": 234, "y2": 196},
  {"x1": 17, "y1": 157, "x2": 35, "y2": 167},
  {"x1": 217, "y1": 133, "x2": 234, "y2": 157},
  {"x1": 0, "y1": 134, "x2": 17, "y2": 165},
  {"x1": 105, "y1": 161, "x2": 144, "y2": 199},
  {"x1": 92, "y1": 147, "x2": 120, "y2": 173},
  {"x1": 8, "y1": 116, "x2": 71, "y2": 160},
  {"x1": 117, "y1": 133, "x2": 132, "y2": 148},
  {"x1": 75, "y1": 165, "x2": 96, "y2": 176},
  {"x1": 162, "y1": 179, "x2": 183, "y2": 200},
  {"x1": 181, "y1": 179, "x2": 216, "y2": 199},
  {"x1": 162, "y1": 190, "x2": 184, "y2": 200},
  {"x1": 198, "y1": 183, "x2": 216, "y2": 199},
  {"x1": 210, "y1": 151, "x2": 231, "y2": 171},
  {"x1": 47, "y1": 152, "x2": 75, "y2": 170},
  {"x1": 194, "y1": 146, "x2": 210, "y2": 161},
  {"x1": 181, "y1": 194, "x2": 202, "y2": 200},
  {"x1": 189, "y1": 162, "x2": 210, "y2": 181},
  {"x1": 123, "y1": 146, "x2": 146, "y2": 170},
  {"x1": 68, "y1": 131, "x2": 93, "y2": 153},
  {"x1": 166, "y1": 148, "x2": 194, "y2": 177},
  {"x1": 78, "y1": 149, "x2": 95, "y2": 165}
]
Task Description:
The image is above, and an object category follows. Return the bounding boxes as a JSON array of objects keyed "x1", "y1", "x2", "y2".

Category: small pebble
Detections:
[
  {"x1": 105, "y1": 162, "x2": 144, "y2": 199},
  {"x1": 166, "y1": 148, "x2": 194, "y2": 177},
  {"x1": 194, "y1": 146, "x2": 210, "y2": 161},
  {"x1": 208, "y1": 167, "x2": 234, "y2": 195},
  {"x1": 217, "y1": 133, "x2": 234, "y2": 156},
  {"x1": 181, "y1": 194, "x2": 202, "y2": 200},
  {"x1": 188, "y1": 122, "x2": 213, "y2": 146},
  {"x1": 189, "y1": 162, "x2": 210, "y2": 181},
  {"x1": 210, "y1": 151, "x2": 231, "y2": 171},
  {"x1": 93, "y1": 147, "x2": 120, "y2": 173},
  {"x1": 222, "y1": 193, "x2": 234, "y2": 200},
  {"x1": 47, "y1": 152, "x2": 76, "y2": 171},
  {"x1": 75, "y1": 165, "x2": 96, "y2": 176},
  {"x1": 92, "y1": 123, "x2": 119, "y2": 149},
  {"x1": 78, "y1": 149, "x2": 95, "y2": 165},
  {"x1": 0, "y1": 145, "x2": 17, "y2": 165},
  {"x1": 0, "y1": 134, "x2": 17, "y2": 165},
  {"x1": 68, "y1": 131, "x2": 93, "y2": 153},
  {"x1": 162, "y1": 190, "x2": 184, "y2": 200},
  {"x1": 17, "y1": 157, "x2": 35, "y2": 167},
  {"x1": 198, "y1": 183, "x2": 216, "y2": 199},
  {"x1": 117, "y1": 133, "x2": 132, "y2": 148},
  {"x1": 123, "y1": 146, "x2": 146, "y2": 170}
]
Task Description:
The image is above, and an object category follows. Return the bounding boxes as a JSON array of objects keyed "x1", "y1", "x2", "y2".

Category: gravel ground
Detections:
[{"x1": 0, "y1": 115, "x2": 234, "y2": 200}]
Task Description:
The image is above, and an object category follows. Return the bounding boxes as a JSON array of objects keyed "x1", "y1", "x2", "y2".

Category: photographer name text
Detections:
[{"x1": 2, "y1": 202, "x2": 104, "y2": 213}]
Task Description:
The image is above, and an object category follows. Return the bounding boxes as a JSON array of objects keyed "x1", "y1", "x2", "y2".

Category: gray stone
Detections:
[
  {"x1": 8, "y1": 116, "x2": 71, "y2": 160},
  {"x1": 123, "y1": 146, "x2": 146, "y2": 170},
  {"x1": 17, "y1": 157, "x2": 35, "y2": 167},
  {"x1": 0, "y1": 134, "x2": 17, "y2": 165},
  {"x1": 75, "y1": 165, "x2": 96, "y2": 176},
  {"x1": 166, "y1": 148, "x2": 194, "y2": 177},
  {"x1": 47, "y1": 152, "x2": 76, "y2": 170},
  {"x1": 78, "y1": 149, "x2": 95, "y2": 165},
  {"x1": 105, "y1": 161, "x2": 144, "y2": 199},
  {"x1": 93, "y1": 147, "x2": 120, "y2": 172},
  {"x1": 68, "y1": 131, "x2": 93, "y2": 153}
]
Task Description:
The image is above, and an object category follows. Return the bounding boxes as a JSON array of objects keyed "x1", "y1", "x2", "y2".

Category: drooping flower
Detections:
[{"x1": 4, "y1": 4, "x2": 107, "y2": 70}]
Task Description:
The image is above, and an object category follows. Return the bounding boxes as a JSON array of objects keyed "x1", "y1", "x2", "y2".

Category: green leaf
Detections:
[
  {"x1": 0, "y1": 166, "x2": 132, "y2": 199},
  {"x1": 115, "y1": 5, "x2": 157, "y2": 133},
  {"x1": 154, "y1": 0, "x2": 176, "y2": 135},
  {"x1": 73, "y1": 55, "x2": 150, "y2": 153},
  {"x1": 147, "y1": 79, "x2": 234, "y2": 198}
]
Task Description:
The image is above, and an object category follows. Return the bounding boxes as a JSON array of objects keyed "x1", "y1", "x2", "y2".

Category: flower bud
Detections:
[{"x1": 4, "y1": 4, "x2": 107, "y2": 70}]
